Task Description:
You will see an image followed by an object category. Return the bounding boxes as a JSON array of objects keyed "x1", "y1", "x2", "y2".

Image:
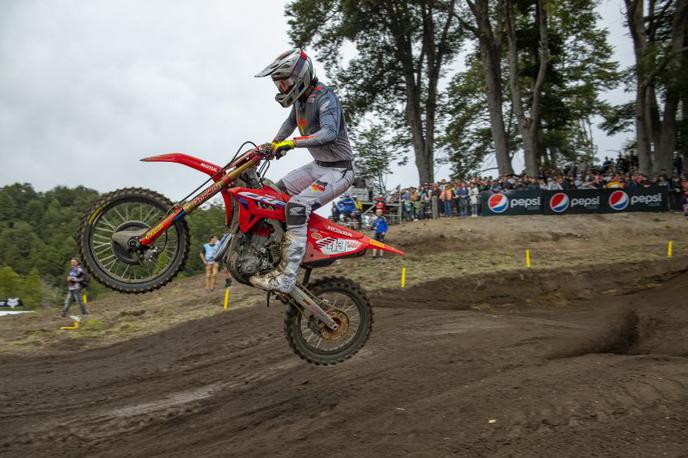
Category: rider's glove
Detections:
[{"x1": 271, "y1": 139, "x2": 296, "y2": 159}]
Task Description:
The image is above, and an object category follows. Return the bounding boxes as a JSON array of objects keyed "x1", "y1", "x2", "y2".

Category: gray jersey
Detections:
[{"x1": 273, "y1": 83, "x2": 354, "y2": 162}]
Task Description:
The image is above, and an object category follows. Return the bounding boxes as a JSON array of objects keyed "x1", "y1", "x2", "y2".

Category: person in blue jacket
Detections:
[
  {"x1": 371, "y1": 208, "x2": 388, "y2": 258},
  {"x1": 336, "y1": 194, "x2": 357, "y2": 218}
]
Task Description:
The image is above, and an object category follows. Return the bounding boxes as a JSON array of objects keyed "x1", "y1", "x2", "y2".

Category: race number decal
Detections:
[{"x1": 315, "y1": 237, "x2": 361, "y2": 255}]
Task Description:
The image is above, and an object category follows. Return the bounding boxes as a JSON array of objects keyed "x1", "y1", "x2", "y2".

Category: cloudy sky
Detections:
[{"x1": 0, "y1": 0, "x2": 633, "y2": 200}]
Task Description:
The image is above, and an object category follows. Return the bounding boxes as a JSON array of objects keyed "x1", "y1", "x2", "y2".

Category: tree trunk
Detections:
[
  {"x1": 654, "y1": 0, "x2": 687, "y2": 175},
  {"x1": 683, "y1": 95, "x2": 688, "y2": 173},
  {"x1": 624, "y1": 0, "x2": 653, "y2": 175},
  {"x1": 635, "y1": 82, "x2": 653, "y2": 174},
  {"x1": 655, "y1": 95, "x2": 679, "y2": 174},
  {"x1": 469, "y1": 0, "x2": 514, "y2": 176},
  {"x1": 385, "y1": 0, "x2": 457, "y2": 186},
  {"x1": 505, "y1": 0, "x2": 549, "y2": 177},
  {"x1": 404, "y1": 77, "x2": 433, "y2": 184}
]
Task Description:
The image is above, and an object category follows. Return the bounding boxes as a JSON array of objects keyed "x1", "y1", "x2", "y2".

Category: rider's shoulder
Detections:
[{"x1": 311, "y1": 83, "x2": 336, "y2": 102}]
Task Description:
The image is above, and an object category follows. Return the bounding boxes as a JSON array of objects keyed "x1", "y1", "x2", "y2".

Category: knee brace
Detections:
[{"x1": 286, "y1": 197, "x2": 311, "y2": 228}]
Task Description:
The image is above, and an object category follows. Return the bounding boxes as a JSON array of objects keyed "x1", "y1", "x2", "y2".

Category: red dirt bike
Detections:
[{"x1": 78, "y1": 142, "x2": 404, "y2": 365}]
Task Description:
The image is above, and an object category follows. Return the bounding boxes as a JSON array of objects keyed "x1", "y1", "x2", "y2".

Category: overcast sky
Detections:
[{"x1": 0, "y1": 0, "x2": 633, "y2": 200}]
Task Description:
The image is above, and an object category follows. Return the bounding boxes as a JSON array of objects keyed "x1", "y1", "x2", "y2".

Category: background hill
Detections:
[{"x1": 0, "y1": 183, "x2": 229, "y2": 306}]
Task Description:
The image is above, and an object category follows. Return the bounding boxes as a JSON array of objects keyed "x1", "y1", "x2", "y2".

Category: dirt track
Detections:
[{"x1": 2, "y1": 262, "x2": 688, "y2": 457}]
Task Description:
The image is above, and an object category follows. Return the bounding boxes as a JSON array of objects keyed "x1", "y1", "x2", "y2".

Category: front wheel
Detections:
[
  {"x1": 284, "y1": 277, "x2": 373, "y2": 365},
  {"x1": 78, "y1": 187, "x2": 190, "y2": 294}
]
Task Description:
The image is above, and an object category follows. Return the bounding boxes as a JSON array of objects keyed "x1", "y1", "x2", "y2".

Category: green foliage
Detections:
[
  {"x1": 0, "y1": 183, "x2": 227, "y2": 302},
  {"x1": 184, "y1": 199, "x2": 228, "y2": 275},
  {"x1": 286, "y1": 0, "x2": 465, "y2": 183},
  {"x1": 353, "y1": 122, "x2": 408, "y2": 195},
  {"x1": 445, "y1": 0, "x2": 620, "y2": 172},
  {"x1": 0, "y1": 265, "x2": 42, "y2": 308},
  {"x1": 441, "y1": 54, "x2": 507, "y2": 178},
  {"x1": 600, "y1": 102, "x2": 635, "y2": 136}
]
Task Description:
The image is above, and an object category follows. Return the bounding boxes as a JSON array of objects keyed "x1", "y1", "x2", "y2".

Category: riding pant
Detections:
[{"x1": 279, "y1": 161, "x2": 354, "y2": 236}]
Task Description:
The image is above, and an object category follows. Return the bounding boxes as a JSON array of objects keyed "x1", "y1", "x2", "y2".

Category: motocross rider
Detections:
[{"x1": 251, "y1": 49, "x2": 354, "y2": 293}]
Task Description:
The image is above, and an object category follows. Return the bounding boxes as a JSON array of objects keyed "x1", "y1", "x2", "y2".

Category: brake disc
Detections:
[{"x1": 321, "y1": 310, "x2": 350, "y2": 341}]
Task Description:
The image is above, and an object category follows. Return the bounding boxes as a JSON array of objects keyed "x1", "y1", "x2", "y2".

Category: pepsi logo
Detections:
[
  {"x1": 488, "y1": 193, "x2": 509, "y2": 213},
  {"x1": 549, "y1": 193, "x2": 570, "y2": 213},
  {"x1": 608, "y1": 190, "x2": 629, "y2": 211}
]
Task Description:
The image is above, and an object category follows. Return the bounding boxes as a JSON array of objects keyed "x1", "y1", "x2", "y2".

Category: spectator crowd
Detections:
[{"x1": 392, "y1": 153, "x2": 688, "y2": 220}]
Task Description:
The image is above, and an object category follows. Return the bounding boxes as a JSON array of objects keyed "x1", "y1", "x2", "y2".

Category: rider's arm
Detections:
[
  {"x1": 273, "y1": 107, "x2": 297, "y2": 142},
  {"x1": 293, "y1": 92, "x2": 339, "y2": 147}
]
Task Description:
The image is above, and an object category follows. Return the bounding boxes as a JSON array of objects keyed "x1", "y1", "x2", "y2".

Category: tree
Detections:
[
  {"x1": 624, "y1": 0, "x2": 688, "y2": 174},
  {"x1": 0, "y1": 266, "x2": 22, "y2": 299},
  {"x1": 461, "y1": 0, "x2": 515, "y2": 176},
  {"x1": 442, "y1": 53, "x2": 515, "y2": 177},
  {"x1": 21, "y1": 269, "x2": 43, "y2": 308},
  {"x1": 353, "y1": 123, "x2": 408, "y2": 195},
  {"x1": 286, "y1": 0, "x2": 464, "y2": 184},
  {"x1": 505, "y1": 0, "x2": 551, "y2": 176},
  {"x1": 445, "y1": 0, "x2": 619, "y2": 175},
  {"x1": 185, "y1": 199, "x2": 229, "y2": 274}
]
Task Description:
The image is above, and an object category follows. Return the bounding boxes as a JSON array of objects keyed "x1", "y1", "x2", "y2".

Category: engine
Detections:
[{"x1": 226, "y1": 220, "x2": 284, "y2": 285}]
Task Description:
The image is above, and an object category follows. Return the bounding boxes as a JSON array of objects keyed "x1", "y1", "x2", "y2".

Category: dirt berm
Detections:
[{"x1": 1, "y1": 214, "x2": 688, "y2": 457}]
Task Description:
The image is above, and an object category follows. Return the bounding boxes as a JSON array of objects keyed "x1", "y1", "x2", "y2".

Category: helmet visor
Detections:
[{"x1": 273, "y1": 75, "x2": 296, "y2": 94}]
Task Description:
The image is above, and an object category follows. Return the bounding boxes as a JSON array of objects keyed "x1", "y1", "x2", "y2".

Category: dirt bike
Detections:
[{"x1": 78, "y1": 142, "x2": 404, "y2": 365}]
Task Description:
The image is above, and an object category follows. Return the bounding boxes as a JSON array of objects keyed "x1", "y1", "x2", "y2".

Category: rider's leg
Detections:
[{"x1": 251, "y1": 163, "x2": 354, "y2": 292}]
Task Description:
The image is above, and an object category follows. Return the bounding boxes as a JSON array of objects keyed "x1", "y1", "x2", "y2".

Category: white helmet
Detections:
[{"x1": 255, "y1": 49, "x2": 316, "y2": 108}]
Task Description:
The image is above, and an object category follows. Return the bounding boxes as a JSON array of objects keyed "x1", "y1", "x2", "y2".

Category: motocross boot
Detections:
[{"x1": 250, "y1": 231, "x2": 306, "y2": 293}]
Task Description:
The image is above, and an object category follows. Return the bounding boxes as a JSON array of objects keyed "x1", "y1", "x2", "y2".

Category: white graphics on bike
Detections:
[
  {"x1": 315, "y1": 237, "x2": 361, "y2": 255},
  {"x1": 237, "y1": 191, "x2": 287, "y2": 207}
]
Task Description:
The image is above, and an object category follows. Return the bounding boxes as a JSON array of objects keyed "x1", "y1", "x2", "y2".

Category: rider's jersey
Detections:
[{"x1": 273, "y1": 83, "x2": 354, "y2": 163}]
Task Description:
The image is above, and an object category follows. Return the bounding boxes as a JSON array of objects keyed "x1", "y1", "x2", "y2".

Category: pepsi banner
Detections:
[
  {"x1": 542, "y1": 187, "x2": 669, "y2": 214},
  {"x1": 544, "y1": 189, "x2": 605, "y2": 214},
  {"x1": 481, "y1": 190, "x2": 543, "y2": 216}
]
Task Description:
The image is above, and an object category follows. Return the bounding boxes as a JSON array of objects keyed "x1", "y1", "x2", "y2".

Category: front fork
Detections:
[{"x1": 282, "y1": 282, "x2": 339, "y2": 331}]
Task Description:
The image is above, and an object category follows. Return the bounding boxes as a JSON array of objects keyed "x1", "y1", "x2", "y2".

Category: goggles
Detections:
[{"x1": 273, "y1": 76, "x2": 296, "y2": 94}]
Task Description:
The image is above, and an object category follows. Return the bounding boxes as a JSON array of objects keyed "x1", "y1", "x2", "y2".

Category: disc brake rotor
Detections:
[
  {"x1": 111, "y1": 221, "x2": 149, "y2": 265},
  {"x1": 320, "y1": 310, "x2": 350, "y2": 341}
]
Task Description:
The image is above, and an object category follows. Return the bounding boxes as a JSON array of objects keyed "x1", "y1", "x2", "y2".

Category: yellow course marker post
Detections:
[
  {"x1": 526, "y1": 249, "x2": 531, "y2": 269},
  {"x1": 668, "y1": 241, "x2": 673, "y2": 258},
  {"x1": 223, "y1": 287, "x2": 230, "y2": 310},
  {"x1": 401, "y1": 266, "x2": 407, "y2": 289},
  {"x1": 61, "y1": 316, "x2": 81, "y2": 331},
  {"x1": 82, "y1": 292, "x2": 88, "y2": 304}
]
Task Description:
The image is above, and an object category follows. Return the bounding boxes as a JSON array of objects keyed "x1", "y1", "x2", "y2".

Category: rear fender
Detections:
[{"x1": 304, "y1": 214, "x2": 404, "y2": 264}]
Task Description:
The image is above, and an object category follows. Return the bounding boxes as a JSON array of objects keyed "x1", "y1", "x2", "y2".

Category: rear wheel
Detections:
[
  {"x1": 284, "y1": 277, "x2": 373, "y2": 365},
  {"x1": 78, "y1": 187, "x2": 189, "y2": 294}
]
